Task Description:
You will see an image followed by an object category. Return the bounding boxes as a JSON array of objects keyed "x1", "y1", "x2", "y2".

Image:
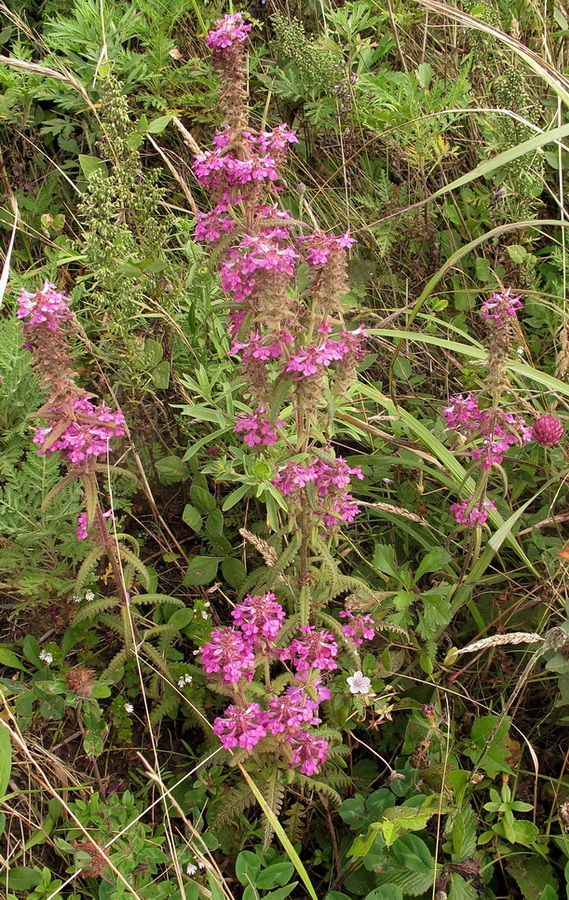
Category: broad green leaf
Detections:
[
  {"x1": 183, "y1": 556, "x2": 219, "y2": 586},
  {"x1": 155, "y1": 456, "x2": 190, "y2": 485},
  {"x1": 145, "y1": 114, "x2": 172, "y2": 134},
  {"x1": 182, "y1": 504, "x2": 202, "y2": 533},
  {"x1": 8, "y1": 868, "x2": 42, "y2": 890},
  {"x1": 414, "y1": 548, "x2": 452, "y2": 581},
  {"x1": 190, "y1": 484, "x2": 217, "y2": 514},
  {"x1": 221, "y1": 558, "x2": 246, "y2": 589},
  {"x1": 365, "y1": 887, "x2": 403, "y2": 900},
  {"x1": 0, "y1": 646, "x2": 25, "y2": 670},
  {"x1": 78, "y1": 155, "x2": 107, "y2": 178},
  {"x1": 255, "y1": 861, "x2": 295, "y2": 889}
]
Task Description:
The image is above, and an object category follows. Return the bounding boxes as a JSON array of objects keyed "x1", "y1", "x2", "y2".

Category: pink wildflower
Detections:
[
  {"x1": 480, "y1": 288, "x2": 523, "y2": 323},
  {"x1": 231, "y1": 592, "x2": 286, "y2": 643},
  {"x1": 234, "y1": 407, "x2": 284, "y2": 447},
  {"x1": 17, "y1": 281, "x2": 72, "y2": 332},
  {"x1": 33, "y1": 397, "x2": 125, "y2": 466},
  {"x1": 285, "y1": 625, "x2": 338, "y2": 674},
  {"x1": 266, "y1": 686, "x2": 320, "y2": 734},
  {"x1": 289, "y1": 730, "x2": 329, "y2": 776},
  {"x1": 205, "y1": 13, "x2": 252, "y2": 51},
  {"x1": 200, "y1": 627, "x2": 256, "y2": 683},
  {"x1": 339, "y1": 610, "x2": 375, "y2": 647},
  {"x1": 212, "y1": 703, "x2": 267, "y2": 751},
  {"x1": 450, "y1": 496, "x2": 497, "y2": 527}
]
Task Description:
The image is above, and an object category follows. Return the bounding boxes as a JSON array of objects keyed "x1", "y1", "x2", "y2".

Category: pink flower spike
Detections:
[
  {"x1": 289, "y1": 730, "x2": 328, "y2": 776},
  {"x1": 205, "y1": 13, "x2": 252, "y2": 51},
  {"x1": 480, "y1": 288, "x2": 523, "y2": 323}
]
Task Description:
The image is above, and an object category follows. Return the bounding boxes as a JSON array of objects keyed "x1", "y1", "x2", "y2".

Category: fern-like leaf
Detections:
[{"x1": 73, "y1": 595, "x2": 120, "y2": 623}]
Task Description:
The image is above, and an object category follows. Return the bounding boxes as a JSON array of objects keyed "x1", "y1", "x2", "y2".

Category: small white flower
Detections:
[
  {"x1": 178, "y1": 674, "x2": 193, "y2": 688},
  {"x1": 124, "y1": 702, "x2": 134, "y2": 714},
  {"x1": 197, "y1": 861, "x2": 205, "y2": 869},
  {"x1": 39, "y1": 650, "x2": 53, "y2": 666},
  {"x1": 347, "y1": 671, "x2": 372, "y2": 695},
  {"x1": 383, "y1": 477, "x2": 395, "y2": 485},
  {"x1": 186, "y1": 863, "x2": 198, "y2": 876},
  {"x1": 85, "y1": 590, "x2": 95, "y2": 602},
  {"x1": 71, "y1": 595, "x2": 81, "y2": 603},
  {"x1": 517, "y1": 346, "x2": 525, "y2": 356},
  {"x1": 200, "y1": 610, "x2": 209, "y2": 620},
  {"x1": 192, "y1": 649, "x2": 200, "y2": 656},
  {"x1": 204, "y1": 601, "x2": 211, "y2": 608}
]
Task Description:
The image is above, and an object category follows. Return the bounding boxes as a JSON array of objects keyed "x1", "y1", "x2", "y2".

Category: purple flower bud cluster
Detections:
[
  {"x1": 532, "y1": 414, "x2": 564, "y2": 447},
  {"x1": 272, "y1": 457, "x2": 364, "y2": 526},
  {"x1": 450, "y1": 496, "x2": 497, "y2": 528},
  {"x1": 444, "y1": 289, "x2": 564, "y2": 527},
  {"x1": 200, "y1": 591, "x2": 373, "y2": 776}
]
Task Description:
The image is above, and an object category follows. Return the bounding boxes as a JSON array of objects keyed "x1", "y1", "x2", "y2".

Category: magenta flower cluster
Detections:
[
  {"x1": 205, "y1": 13, "x2": 252, "y2": 50},
  {"x1": 201, "y1": 591, "x2": 374, "y2": 776},
  {"x1": 450, "y1": 496, "x2": 497, "y2": 528},
  {"x1": 273, "y1": 457, "x2": 364, "y2": 526},
  {"x1": 18, "y1": 281, "x2": 73, "y2": 332},
  {"x1": 480, "y1": 288, "x2": 523, "y2": 323},
  {"x1": 33, "y1": 396, "x2": 125, "y2": 466},
  {"x1": 443, "y1": 393, "x2": 533, "y2": 471},
  {"x1": 339, "y1": 610, "x2": 376, "y2": 647}
]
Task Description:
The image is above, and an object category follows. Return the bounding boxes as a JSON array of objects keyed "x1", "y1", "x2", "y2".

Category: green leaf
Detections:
[
  {"x1": 507, "y1": 244, "x2": 527, "y2": 264},
  {"x1": 155, "y1": 456, "x2": 190, "y2": 485},
  {"x1": 365, "y1": 888, "x2": 403, "y2": 900},
  {"x1": 151, "y1": 360, "x2": 170, "y2": 390},
  {"x1": 0, "y1": 723, "x2": 12, "y2": 799},
  {"x1": 391, "y1": 834, "x2": 433, "y2": 873},
  {"x1": 221, "y1": 558, "x2": 247, "y2": 589},
  {"x1": 506, "y1": 855, "x2": 558, "y2": 899},
  {"x1": 255, "y1": 861, "x2": 295, "y2": 889},
  {"x1": 448, "y1": 873, "x2": 478, "y2": 900},
  {"x1": 222, "y1": 484, "x2": 251, "y2": 511},
  {"x1": 0, "y1": 646, "x2": 26, "y2": 670},
  {"x1": 183, "y1": 556, "x2": 219, "y2": 586},
  {"x1": 78, "y1": 155, "x2": 107, "y2": 178},
  {"x1": 190, "y1": 484, "x2": 217, "y2": 514},
  {"x1": 8, "y1": 868, "x2": 42, "y2": 890},
  {"x1": 264, "y1": 885, "x2": 298, "y2": 900},
  {"x1": 371, "y1": 544, "x2": 400, "y2": 579},
  {"x1": 414, "y1": 548, "x2": 451, "y2": 581},
  {"x1": 182, "y1": 504, "x2": 203, "y2": 533},
  {"x1": 236, "y1": 850, "x2": 262, "y2": 886},
  {"x1": 23, "y1": 635, "x2": 41, "y2": 667},
  {"x1": 464, "y1": 715, "x2": 514, "y2": 777},
  {"x1": 145, "y1": 115, "x2": 172, "y2": 134}
]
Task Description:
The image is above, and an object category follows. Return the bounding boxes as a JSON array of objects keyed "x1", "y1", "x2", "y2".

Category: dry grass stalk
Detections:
[
  {"x1": 239, "y1": 528, "x2": 278, "y2": 566},
  {"x1": 457, "y1": 632, "x2": 544, "y2": 656}
]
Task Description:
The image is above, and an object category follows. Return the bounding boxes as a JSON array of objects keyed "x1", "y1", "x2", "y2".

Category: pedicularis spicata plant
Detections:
[
  {"x1": 16, "y1": 281, "x2": 143, "y2": 609},
  {"x1": 192, "y1": 14, "x2": 377, "y2": 789},
  {"x1": 443, "y1": 288, "x2": 564, "y2": 528}
]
